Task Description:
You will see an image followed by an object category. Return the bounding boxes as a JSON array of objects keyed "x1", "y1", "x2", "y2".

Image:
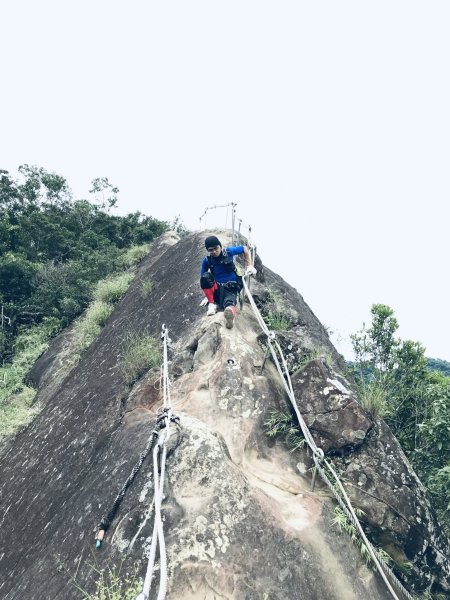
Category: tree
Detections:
[
  {"x1": 351, "y1": 304, "x2": 399, "y2": 376},
  {"x1": 89, "y1": 177, "x2": 119, "y2": 210},
  {"x1": 351, "y1": 304, "x2": 450, "y2": 532}
]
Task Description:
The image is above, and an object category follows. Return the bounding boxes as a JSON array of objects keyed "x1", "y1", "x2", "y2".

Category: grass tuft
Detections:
[
  {"x1": 120, "y1": 244, "x2": 150, "y2": 268},
  {"x1": 332, "y1": 506, "x2": 395, "y2": 570},
  {"x1": 140, "y1": 278, "x2": 153, "y2": 298},
  {"x1": 295, "y1": 348, "x2": 334, "y2": 371},
  {"x1": 73, "y1": 301, "x2": 114, "y2": 350},
  {"x1": 356, "y1": 381, "x2": 387, "y2": 418},
  {"x1": 121, "y1": 332, "x2": 160, "y2": 385},
  {"x1": 0, "y1": 387, "x2": 41, "y2": 442},
  {"x1": 264, "y1": 311, "x2": 291, "y2": 331},
  {"x1": 70, "y1": 561, "x2": 143, "y2": 600},
  {"x1": 0, "y1": 319, "x2": 60, "y2": 443},
  {"x1": 264, "y1": 409, "x2": 306, "y2": 452},
  {"x1": 93, "y1": 272, "x2": 134, "y2": 304}
]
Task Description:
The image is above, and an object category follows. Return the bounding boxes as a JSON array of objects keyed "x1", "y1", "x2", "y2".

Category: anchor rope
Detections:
[
  {"x1": 135, "y1": 325, "x2": 177, "y2": 600},
  {"x1": 241, "y1": 276, "x2": 414, "y2": 600}
]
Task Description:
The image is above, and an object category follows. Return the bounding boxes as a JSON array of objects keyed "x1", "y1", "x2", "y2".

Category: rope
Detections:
[
  {"x1": 241, "y1": 277, "x2": 414, "y2": 600},
  {"x1": 135, "y1": 325, "x2": 177, "y2": 600},
  {"x1": 94, "y1": 408, "x2": 179, "y2": 549},
  {"x1": 95, "y1": 429, "x2": 161, "y2": 547}
]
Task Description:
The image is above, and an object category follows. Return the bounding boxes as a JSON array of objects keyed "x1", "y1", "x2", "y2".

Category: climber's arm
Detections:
[{"x1": 242, "y1": 246, "x2": 253, "y2": 267}]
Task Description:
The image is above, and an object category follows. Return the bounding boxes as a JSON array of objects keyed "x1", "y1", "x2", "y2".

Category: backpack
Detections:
[{"x1": 206, "y1": 248, "x2": 243, "y2": 288}]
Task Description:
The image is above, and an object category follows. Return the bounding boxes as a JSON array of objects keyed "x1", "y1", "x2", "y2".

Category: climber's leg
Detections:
[
  {"x1": 200, "y1": 273, "x2": 218, "y2": 314},
  {"x1": 222, "y1": 286, "x2": 238, "y2": 329}
]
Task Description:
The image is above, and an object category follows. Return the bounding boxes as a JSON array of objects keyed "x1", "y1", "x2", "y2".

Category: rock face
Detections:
[
  {"x1": 0, "y1": 230, "x2": 449, "y2": 600},
  {"x1": 291, "y1": 359, "x2": 372, "y2": 453}
]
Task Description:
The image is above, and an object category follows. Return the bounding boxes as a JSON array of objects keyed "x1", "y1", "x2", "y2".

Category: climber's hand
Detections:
[{"x1": 245, "y1": 265, "x2": 257, "y2": 277}]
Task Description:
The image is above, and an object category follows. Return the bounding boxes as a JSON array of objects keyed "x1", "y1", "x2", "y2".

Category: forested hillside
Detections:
[{"x1": 0, "y1": 165, "x2": 181, "y2": 441}]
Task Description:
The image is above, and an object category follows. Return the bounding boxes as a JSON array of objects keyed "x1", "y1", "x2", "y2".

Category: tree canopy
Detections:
[
  {"x1": 351, "y1": 304, "x2": 450, "y2": 532},
  {"x1": 0, "y1": 166, "x2": 171, "y2": 361}
]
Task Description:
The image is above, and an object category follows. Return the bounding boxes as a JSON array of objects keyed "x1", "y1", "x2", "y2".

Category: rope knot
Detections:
[{"x1": 313, "y1": 447, "x2": 325, "y2": 462}]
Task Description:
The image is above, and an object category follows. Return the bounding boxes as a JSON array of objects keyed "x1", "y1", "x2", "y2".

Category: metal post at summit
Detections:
[{"x1": 231, "y1": 202, "x2": 237, "y2": 245}]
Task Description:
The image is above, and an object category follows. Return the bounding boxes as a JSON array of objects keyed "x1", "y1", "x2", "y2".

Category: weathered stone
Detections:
[
  {"x1": 337, "y1": 420, "x2": 450, "y2": 594},
  {"x1": 0, "y1": 229, "x2": 448, "y2": 600},
  {"x1": 291, "y1": 358, "x2": 372, "y2": 453}
]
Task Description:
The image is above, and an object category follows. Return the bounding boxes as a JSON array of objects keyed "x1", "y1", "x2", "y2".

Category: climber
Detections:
[{"x1": 200, "y1": 235, "x2": 257, "y2": 329}]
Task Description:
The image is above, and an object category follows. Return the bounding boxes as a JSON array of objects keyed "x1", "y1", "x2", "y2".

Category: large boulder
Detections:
[{"x1": 291, "y1": 358, "x2": 372, "y2": 453}]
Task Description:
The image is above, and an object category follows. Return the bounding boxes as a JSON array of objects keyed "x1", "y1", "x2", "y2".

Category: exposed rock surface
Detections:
[
  {"x1": 0, "y1": 230, "x2": 448, "y2": 599},
  {"x1": 291, "y1": 358, "x2": 371, "y2": 453}
]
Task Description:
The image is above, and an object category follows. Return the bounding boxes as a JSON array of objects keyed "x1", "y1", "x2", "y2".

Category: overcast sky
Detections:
[{"x1": 2, "y1": 1, "x2": 449, "y2": 360}]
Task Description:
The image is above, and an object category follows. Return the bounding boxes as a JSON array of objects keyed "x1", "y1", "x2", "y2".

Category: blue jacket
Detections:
[{"x1": 200, "y1": 246, "x2": 244, "y2": 284}]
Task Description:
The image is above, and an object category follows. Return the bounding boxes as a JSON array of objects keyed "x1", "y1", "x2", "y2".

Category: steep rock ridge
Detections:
[
  {"x1": 0, "y1": 230, "x2": 448, "y2": 599},
  {"x1": 291, "y1": 359, "x2": 450, "y2": 594}
]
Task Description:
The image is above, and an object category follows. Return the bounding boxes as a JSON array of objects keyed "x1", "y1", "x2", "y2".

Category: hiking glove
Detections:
[{"x1": 245, "y1": 266, "x2": 257, "y2": 277}]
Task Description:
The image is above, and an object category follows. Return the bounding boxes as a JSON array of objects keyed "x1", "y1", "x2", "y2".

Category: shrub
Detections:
[
  {"x1": 121, "y1": 332, "x2": 160, "y2": 385},
  {"x1": 0, "y1": 387, "x2": 40, "y2": 443},
  {"x1": 140, "y1": 278, "x2": 153, "y2": 298},
  {"x1": 264, "y1": 311, "x2": 291, "y2": 331},
  {"x1": 73, "y1": 301, "x2": 113, "y2": 351},
  {"x1": 355, "y1": 381, "x2": 387, "y2": 418},
  {"x1": 119, "y1": 244, "x2": 150, "y2": 269},
  {"x1": 0, "y1": 319, "x2": 59, "y2": 405},
  {"x1": 72, "y1": 562, "x2": 143, "y2": 600},
  {"x1": 93, "y1": 272, "x2": 134, "y2": 304},
  {"x1": 264, "y1": 409, "x2": 306, "y2": 452},
  {"x1": 296, "y1": 348, "x2": 334, "y2": 371}
]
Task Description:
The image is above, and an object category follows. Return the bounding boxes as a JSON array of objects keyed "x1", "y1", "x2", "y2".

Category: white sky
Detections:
[{"x1": 1, "y1": 1, "x2": 449, "y2": 360}]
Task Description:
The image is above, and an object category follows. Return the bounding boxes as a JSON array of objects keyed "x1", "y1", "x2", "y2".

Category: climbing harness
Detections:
[
  {"x1": 241, "y1": 276, "x2": 415, "y2": 600},
  {"x1": 134, "y1": 325, "x2": 178, "y2": 600}
]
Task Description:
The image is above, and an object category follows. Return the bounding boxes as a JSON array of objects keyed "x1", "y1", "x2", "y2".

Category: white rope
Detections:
[
  {"x1": 241, "y1": 277, "x2": 414, "y2": 600},
  {"x1": 135, "y1": 326, "x2": 173, "y2": 600},
  {"x1": 316, "y1": 457, "x2": 414, "y2": 600},
  {"x1": 128, "y1": 498, "x2": 155, "y2": 551}
]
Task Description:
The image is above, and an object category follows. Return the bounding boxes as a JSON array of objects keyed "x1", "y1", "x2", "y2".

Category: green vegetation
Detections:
[
  {"x1": 69, "y1": 561, "x2": 142, "y2": 600},
  {"x1": 331, "y1": 507, "x2": 395, "y2": 568},
  {"x1": 0, "y1": 166, "x2": 168, "y2": 351},
  {"x1": 0, "y1": 165, "x2": 186, "y2": 442},
  {"x1": 140, "y1": 278, "x2": 154, "y2": 298},
  {"x1": 296, "y1": 347, "x2": 334, "y2": 371},
  {"x1": 0, "y1": 386, "x2": 41, "y2": 443},
  {"x1": 258, "y1": 286, "x2": 293, "y2": 331},
  {"x1": 426, "y1": 357, "x2": 450, "y2": 378},
  {"x1": 0, "y1": 318, "x2": 59, "y2": 442},
  {"x1": 264, "y1": 409, "x2": 306, "y2": 452},
  {"x1": 119, "y1": 244, "x2": 150, "y2": 269},
  {"x1": 352, "y1": 380, "x2": 387, "y2": 418},
  {"x1": 264, "y1": 311, "x2": 291, "y2": 331},
  {"x1": 93, "y1": 272, "x2": 134, "y2": 304},
  {"x1": 350, "y1": 304, "x2": 450, "y2": 533},
  {"x1": 121, "y1": 332, "x2": 160, "y2": 385}
]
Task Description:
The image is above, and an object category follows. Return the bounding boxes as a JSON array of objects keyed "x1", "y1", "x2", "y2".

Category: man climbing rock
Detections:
[{"x1": 200, "y1": 235, "x2": 256, "y2": 329}]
